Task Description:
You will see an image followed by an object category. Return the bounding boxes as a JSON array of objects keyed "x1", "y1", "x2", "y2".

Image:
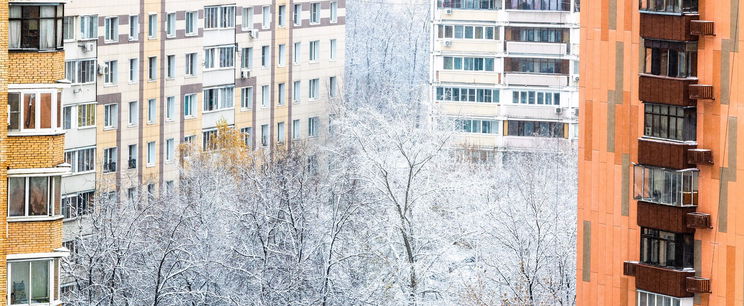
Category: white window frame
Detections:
[
  {"x1": 277, "y1": 121, "x2": 285, "y2": 143},
  {"x1": 103, "y1": 104, "x2": 118, "y2": 129},
  {"x1": 262, "y1": 6, "x2": 271, "y2": 29},
  {"x1": 103, "y1": 147, "x2": 118, "y2": 173},
  {"x1": 166, "y1": 55, "x2": 175, "y2": 79},
  {"x1": 308, "y1": 116, "x2": 320, "y2": 137},
  {"x1": 77, "y1": 103, "x2": 96, "y2": 128},
  {"x1": 261, "y1": 85, "x2": 269, "y2": 107},
  {"x1": 330, "y1": 39, "x2": 337, "y2": 60},
  {"x1": 128, "y1": 58, "x2": 138, "y2": 83},
  {"x1": 292, "y1": 119, "x2": 300, "y2": 140},
  {"x1": 185, "y1": 53, "x2": 197, "y2": 76},
  {"x1": 64, "y1": 147, "x2": 95, "y2": 174},
  {"x1": 104, "y1": 16, "x2": 119, "y2": 43},
  {"x1": 202, "y1": 86, "x2": 235, "y2": 112},
  {"x1": 166, "y1": 96, "x2": 175, "y2": 121},
  {"x1": 7, "y1": 259, "x2": 57, "y2": 306},
  {"x1": 278, "y1": 44, "x2": 286, "y2": 66},
  {"x1": 293, "y1": 4, "x2": 302, "y2": 26},
  {"x1": 128, "y1": 101, "x2": 138, "y2": 126},
  {"x1": 310, "y1": 3, "x2": 320, "y2": 24},
  {"x1": 278, "y1": 5, "x2": 286, "y2": 27},
  {"x1": 331, "y1": 2, "x2": 338, "y2": 23},
  {"x1": 309, "y1": 78, "x2": 319, "y2": 100},
  {"x1": 165, "y1": 138, "x2": 175, "y2": 162},
  {"x1": 309, "y1": 40, "x2": 319, "y2": 62},
  {"x1": 7, "y1": 175, "x2": 62, "y2": 219},
  {"x1": 7, "y1": 90, "x2": 63, "y2": 134},
  {"x1": 241, "y1": 47, "x2": 253, "y2": 70},
  {"x1": 185, "y1": 11, "x2": 198, "y2": 36},
  {"x1": 147, "y1": 99, "x2": 156, "y2": 124},
  {"x1": 148, "y1": 13, "x2": 157, "y2": 39},
  {"x1": 242, "y1": 7, "x2": 254, "y2": 30},
  {"x1": 261, "y1": 45, "x2": 269, "y2": 68},
  {"x1": 241, "y1": 87, "x2": 254, "y2": 109},
  {"x1": 104, "y1": 60, "x2": 118, "y2": 85},
  {"x1": 293, "y1": 81, "x2": 301, "y2": 103},
  {"x1": 65, "y1": 59, "x2": 96, "y2": 84},
  {"x1": 129, "y1": 15, "x2": 139, "y2": 41},
  {"x1": 293, "y1": 42, "x2": 301, "y2": 64},
  {"x1": 184, "y1": 94, "x2": 195, "y2": 118},
  {"x1": 166, "y1": 13, "x2": 176, "y2": 38},
  {"x1": 147, "y1": 141, "x2": 156, "y2": 166},
  {"x1": 260, "y1": 124, "x2": 269, "y2": 147},
  {"x1": 80, "y1": 15, "x2": 98, "y2": 40},
  {"x1": 148, "y1": 56, "x2": 157, "y2": 81}
]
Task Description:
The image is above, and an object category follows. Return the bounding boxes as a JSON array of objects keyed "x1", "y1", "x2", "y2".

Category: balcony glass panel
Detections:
[
  {"x1": 505, "y1": 0, "x2": 570, "y2": 11},
  {"x1": 644, "y1": 40, "x2": 698, "y2": 78},
  {"x1": 506, "y1": 58, "x2": 567, "y2": 74},
  {"x1": 437, "y1": 0, "x2": 501, "y2": 9},
  {"x1": 8, "y1": 90, "x2": 62, "y2": 134},
  {"x1": 9, "y1": 4, "x2": 64, "y2": 50},
  {"x1": 633, "y1": 165, "x2": 698, "y2": 206},
  {"x1": 643, "y1": 103, "x2": 696, "y2": 141},
  {"x1": 640, "y1": 227, "x2": 693, "y2": 269},
  {"x1": 639, "y1": 0, "x2": 698, "y2": 14}
]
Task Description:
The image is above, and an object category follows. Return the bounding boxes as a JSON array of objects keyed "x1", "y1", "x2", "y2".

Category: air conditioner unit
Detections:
[
  {"x1": 79, "y1": 42, "x2": 95, "y2": 53},
  {"x1": 442, "y1": 40, "x2": 453, "y2": 47},
  {"x1": 444, "y1": 8, "x2": 453, "y2": 14},
  {"x1": 572, "y1": 75, "x2": 580, "y2": 83},
  {"x1": 97, "y1": 64, "x2": 108, "y2": 76},
  {"x1": 241, "y1": 70, "x2": 250, "y2": 79},
  {"x1": 555, "y1": 107, "x2": 563, "y2": 114},
  {"x1": 573, "y1": 108, "x2": 579, "y2": 117},
  {"x1": 249, "y1": 29, "x2": 259, "y2": 39}
]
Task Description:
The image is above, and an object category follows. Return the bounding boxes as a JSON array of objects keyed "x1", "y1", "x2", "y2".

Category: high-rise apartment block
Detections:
[
  {"x1": 1, "y1": 0, "x2": 70, "y2": 304},
  {"x1": 431, "y1": 0, "x2": 580, "y2": 154},
  {"x1": 578, "y1": 0, "x2": 740, "y2": 304}
]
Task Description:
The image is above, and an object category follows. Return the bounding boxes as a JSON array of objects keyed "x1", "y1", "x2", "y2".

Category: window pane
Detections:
[
  {"x1": 10, "y1": 261, "x2": 30, "y2": 305},
  {"x1": 28, "y1": 177, "x2": 49, "y2": 216},
  {"x1": 30, "y1": 261, "x2": 49, "y2": 303},
  {"x1": 9, "y1": 178, "x2": 26, "y2": 217}
]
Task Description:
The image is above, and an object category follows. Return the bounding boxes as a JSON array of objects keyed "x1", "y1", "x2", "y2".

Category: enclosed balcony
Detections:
[
  {"x1": 633, "y1": 165, "x2": 698, "y2": 207},
  {"x1": 504, "y1": 57, "x2": 570, "y2": 87},
  {"x1": 8, "y1": 89, "x2": 64, "y2": 136},
  {"x1": 505, "y1": 27, "x2": 570, "y2": 56}
]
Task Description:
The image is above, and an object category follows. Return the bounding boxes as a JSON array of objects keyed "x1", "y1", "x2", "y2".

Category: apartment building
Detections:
[
  {"x1": 577, "y1": 0, "x2": 743, "y2": 304},
  {"x1": 431, "y1": 0, "x2": 580, "y2": 155},
  {"x1": 0, "y1": 0, "x2": 70, "y2": 304},
  {"x1": 59, "y1": 0, "x2": 344, "y2": 291}
]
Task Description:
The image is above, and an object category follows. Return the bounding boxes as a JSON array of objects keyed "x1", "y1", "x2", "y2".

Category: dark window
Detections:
[
  {"x1": 644, "y1": 103, "x2": 696, "y2": 141},
  {"x1": 507, "y1": 120, "x2": 565, "y2": 138},
  {"x1": 510, "y1": 27, "x2": 567, "y2": 43},
  {"x1": 9, "y1": 5, "x2": 64, "y2": 50},
  {"x1": 507, "y1": 58, "x2": 567, "y2": 74},
  {"x1": 640, "y1": 0, "x2": 697, "y2": 13},
  {"x1": 644, "y1": 40, "x2": 697, "y2": 78},
  {"x1": 437, "y1": 0, "x2": 501, "y2": 9},
  {"x1": 505, "y1": 0, "x2": 571, "y2": 11},
  {"x1": 640, "y1": 228, "x2": 693, "y2": 269}
]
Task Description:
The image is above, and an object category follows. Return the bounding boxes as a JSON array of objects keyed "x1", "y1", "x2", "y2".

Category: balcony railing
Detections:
[
  {"x1": 637, "y1": 201, "x2": 696, "y2": 233},
  {"x1": 639, "y1": 74, "x2": 697, "y2": 106},
  {"x1": 633, "y1": 164, "x2": 698, "y2": 207},
  {"x1": 505, "y1": 41, "x2": 568, "y2": 56},
  {"x1": 638, "y1": 138, "x2": 695, "y2": 169},
  {"x1": 690, "y1": 20, "x2": 715, "y2": 36},
  {"x1": 623, "y1": 261, "x2": 696, "y2": 297},
  {"x1": 640, "y1": 12, "x2": 699, "y2": 41}
]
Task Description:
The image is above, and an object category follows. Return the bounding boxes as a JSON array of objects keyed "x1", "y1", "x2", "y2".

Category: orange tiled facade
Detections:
[
  {"x1": 0, "y1": 0, "x2": 69, "y2": 305},
  {"x1": 578, "y1": 0, "x2": 744, "y2": 305}
]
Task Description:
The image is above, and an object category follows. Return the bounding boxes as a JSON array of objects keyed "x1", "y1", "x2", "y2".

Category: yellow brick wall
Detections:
[
  {"x1": 6, "y1": 221, "x2": 63, "y2": 255},
  {"x1": 6, "y1": 135, "x2": 65, "y2": 169},
  {"x1": 0, "y1": 0, "x2": 10, "y2": 303},
  {"x1": 8, "y1": 51, "x2": 65, "y2": 84}
]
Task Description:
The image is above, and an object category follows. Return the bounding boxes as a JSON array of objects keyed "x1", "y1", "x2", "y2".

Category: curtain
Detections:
[
  {"x1": 9, "y1": 6, "x2": 21, "y2": 48},
  {"x1": 40, "y1": 6, "x2": 55, "y2": 49}
]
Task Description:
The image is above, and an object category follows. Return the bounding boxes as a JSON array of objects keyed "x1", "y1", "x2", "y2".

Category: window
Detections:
[
  {"x1": 308, "y1": 117, "x2": 320, "y2": 137},
  {"x1": 62, "y1": 191, "x2": 94, "y2": 219},
  {"x1": 292, "y1": 119, "x2": 300, "y2": 139},
  {"x1": 644, "y1": 103, "x2": 696, "y2": 142},
  {"x1": 129, "y1": 15, "x2": 139, "y2": 40},
  {"x1": 437, "y1": 87, "x2": 500, "y2": 103},
  {"x1": 309, "y1": 79, "x2": 319, "y2": 99},
  {"x1": 129, "y1": 58, "x2": 138, "y2": 82},
  {"x1": 310, "y1": 3, "x2": 320, "y2": 24},
  {"x1": 639, "y1": 0, "x2": 698, "y2": 13},
  {"x1": 262, "y1": 6, "x2": 271, "y2": 29},
  {"x1": 77, "y1": 103, "x2": 96, "y2": 128},
  {"x1": 148, "y1": 14, "x2": 157, "y2": 38},
  {"x1": 331, "y1": 2, "x2": 338, "y2": 22},
  {"x1": 293, "y1": 42, "x2": 301, "y2": 64},
  {"x1": 510, "y1": 90, "x2": 558, "y2": 105},
  {"x1": 166, "y1": 138, "x2": 175, "y2": 162},
  {"x1": 640, "y1": 228, "x2": 693, "y2": 269},
  {"x1": 166, "y1": 13, "x2": 176, "y2": 37},
  {"x1": 147, "y1": 99, "x2": 156, "y2": 123},
  {"x1": 443, "y1": 56, "x2": 496, "y2": 72},
  {"x1": 9, "y1": 259, "x2": 58, "y2": 305},
  {"x1": 260, "y1": 124, "x2": 269, "y2": 146},
  {"x1": 241, "y1": 127, "x2": 253, "y2": 147},
  {"x1": 62, "y1": 106, "x2": 72, "y2": 130},
  {"x1": 103, "y1": 147, "x2": 117, "y2": 173},
  {"x1": 8, "y1": 176, "x2": 61, "y2": 217},
  {"x1": 104, "y1": 104, "x2": 118, "y2": 128},
  {"x1": 242, "y1": 7, "x2": 254, "y2": 29},
  {"x1": 293, "y1": 4, "x2": 302, "y2": 26},
  {"x1": 637, "y1": 290, "x2": 689, "y2": 306},
  {"x1": 65, "y1": 59, "x2": 96, "y2": 84},
  {"x1": 439, "y1": 25, "x2": 500, "y2": 40},
  {"x1": 644, "y1": 40, "x2": 698, "y2": 78},
  {"x1": 148, "y1": 56, "x2": 157, "y2": 80},
  {"x1": 278, "y1": 44, "x2": 286, "y2": 66},
  {"x1": 505, "y1": 58, "x2": 564, "y2": 74},
  {"x1": 205, "y1": 7, "x2": 218, "y2": 29},
  {"x1": 510, "y1": 27, "x2": 564, "y2": 43},
  {"x1": 128, "y1": 101, "x2": 138, "y2": 125},
  {"x1": 205, "y1": 46, "x2": 235, "y2": 69},
  {"x1": 274, "y1": 83, "x2": 286, "y2": 107},
  {"x1": 504, "y1": 0, "x2": 569, "y2": 10},
  {"x1": 329, "y1": 77, "x2": 337, "y2": 97},
  {"x1": 241, "y1": 87, "x2": 254, "y2": 109},
  {"x1": 186, "y1": 11, "x2": 198, "y2": 35},
  {"x1": 63, "y1": 16, "x2": 75, "y2": 41},
  {"x1": 633, "y1": 165, "x2": 699, "y2": 206},
  {"x1": 330, "y1": 39, "x2": 337, "y2": 60},
  {"x1": 9, "y1": 5, "x2": 64, "y2": 50},
  {"x1": 309, "y1": 40, "x2": 319, "y2": 61},
  {"x1": 166, "y1": 96, "x2": 175, "y2": 120},
  {"x1": 128, "y1": 144, "x2": 137, "y2": 169},
  {"x1": 165, "y1": 181, "x2": 174, "y2": 193},
  {"x1": 147, "y1": 141, "x2": 156, "y2": 166},
  {"x1": 241, "y1": 47, "x2": 253, "y2": 69},
  {"x1": 261, "y1": 85, "x2": 270, "y2": 107},
  {"x1": 8, "y1": 91, "x2": 63, "y2": 133},
  {"x1": 203, "y1": 86, "x2": 234, "y2": 111},
  {"x1": 79, "y1": 15, "x2": 98, "y2": 40},
  {"x1": 220, "y1": 6, "x2": 236, "y2": 28},
  {"x1": 261, "y1": 46, "x2": 270, "y2": 67},
  {"x1": 455, "y1": 118, "x2": 499, "y2": 134},
  {"x1": 437, "y1": 0, "x2": 501, "y2": 9},
  {"x1": 277, "y1": 122, "x2": 286, "y2": 143},
  {"x1": 64, "y1": 147, "x2": 95, "y2": 174},
  {"x1": 127, "y1": 187, "x2": 137, "y2": 202},
  {"x1": 278, "y1": 5, "x2": 287, "y2": 27},
  {"x1": 104, "y1": 17, "x2": 119, "y2": 42},
  {"x1": 104, "y1": 60, "x2": 118, "y2": 85},
  {"x1": 167, "y1": 55, "x2": 175, "y2": 78},
  {"x1": 293, "y1": 81, "x2": 301, "y2": 102},
  {"x1": 506, "y1": 120, "x2": 564, "y2": 138},
  {"x1": 185, "y1": 53, "x2": 197, "y2": 76},
  {"x1": 203, "y1": 129, "x2": 217, "y2": 150},
  {"x1": 184, "y1": 94, "x2": 195, "y2": 117}
]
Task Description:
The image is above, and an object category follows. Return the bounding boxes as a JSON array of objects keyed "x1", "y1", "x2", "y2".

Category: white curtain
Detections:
[
  {"x1": 9, "y1": 6, "x2": 21, "y2": 48},
  {"x1": 40, "y1": 7, "x2": 56, "y2": 49}
]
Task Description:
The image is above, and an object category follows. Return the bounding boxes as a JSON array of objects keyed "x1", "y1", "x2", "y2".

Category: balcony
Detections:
[
  {"x1": 637, "y1": 201, "x2": 696, "y2": 234},
  {"x1": 639, "y1": 74, "x2": 697, "y2": 106},
  {"x1": 504, "y1": 73, "x2": 568, "y2": 87},
  {"x1": 638, "y1": 138, "x2": 695, "y2": 169},
  {"x1": 623, "y1": 262, "x2": 695, "y2": 297},
  {"x1": 640, "y1": 12, "x2": 699, "y2": 41},
  {"x1": 633, "y1": 165, "x2": 698, "y2": 207},
  {"x1": 506, "y1": 41, "x2": 568, "y2": 56}
]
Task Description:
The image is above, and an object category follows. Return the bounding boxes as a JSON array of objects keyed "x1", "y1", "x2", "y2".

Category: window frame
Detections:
[
  {"x1": 104, "y1": 16, "x2": 119, "y2": 43},
  {"x1": 7, "y1": 175, "x2": 61, "y2": 219},
  {"x1": 8, "y1": 90, "x2": 63, "y2": 134}
]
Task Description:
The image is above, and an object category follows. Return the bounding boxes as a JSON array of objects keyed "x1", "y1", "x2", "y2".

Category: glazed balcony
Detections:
[
  {"x1": 623, "y1": 262, "x2": 696, "y2": 297},
  {"x1": 639, "y1": 74, "x2": 697, "y2": 106},
  {"x1": 638, "y1": 138, "x2": 696, "y2": 169},
  {"x1": 633, "y1": 164, "x2": 698, "y2": 207}
]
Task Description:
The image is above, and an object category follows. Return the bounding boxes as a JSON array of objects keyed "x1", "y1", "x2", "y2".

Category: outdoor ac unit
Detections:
[
  {"x1": 97, "y1": 64, "x2": 108, "y2": 76},
  {"x1": 249, "y1": 29, "x2": 259, "y2": 39},
  {"x1": 555, "y1": 107, "x2": 563, "y2": 114},
  {"x1": 241, "y1": 70, "x2": 250, "y2": 79},
  {"x1": 442, "y1": 40, "x2": 453, "y2": 47},
  {"x1": 573, "y1": 108, "x2": 579, "y2": 117},
  {"x1": 79, "y1": 42, "x2": 95, "y2": 53},
  {"x1": 444, "y1": 8, "x2": 453, "y2": 14}
]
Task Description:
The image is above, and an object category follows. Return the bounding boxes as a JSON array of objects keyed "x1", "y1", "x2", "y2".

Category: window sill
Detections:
[
  {"x1": 204, "y1": 67, "x2": 235, "y2": 72},
  {"x1": 104, "y1": 40, "x2": 119, "y2": 44},
  {"x1": 146, "y1": 164, "x2": 156, "y2": 168},
  {"x1": 202, "y1": 108, "x2": 234, "y2": 114},
  {"x1": 8, "y1": 130, "x2": 66, "y2": 137},
  {"x1": 240, "y1": 107, "x2": 252, "y2": 112},
  {"x1": 103, "y1": 83, "x2": 118, "y2": 88},
  {"x1": 128, "y1": 81, "x2": 138, "y2": 85},
  {"x1": 184, "y1": 115, "x2": 196, "y2": 120},
  {"x1": 8, "y1": 215, "x2": 64, "y2": 223},
  {"x1": 185, "y1": 32, "x2": 198, "y2": 37},
  {"x1": 166, "y1": 35, "x2": 176, "y2": 39},
  {"x1": 103, "y1": 171, "x2": 117, "y2": 175},
  {"x1": 77, "y1": 126, "x2": 96, "y2": 131},
  {"x1": 127, "y1": 123, "x2": 138, "y2": 128},
  {"x1": 63, "y1": 170, "x2": 95, "y2": 177},
  {"x1": 184, "y1": 75, "x2": 198, "y2": 79},
  {"x1": 128, "y1": 37, "x2": 139, "y2": 42}
]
